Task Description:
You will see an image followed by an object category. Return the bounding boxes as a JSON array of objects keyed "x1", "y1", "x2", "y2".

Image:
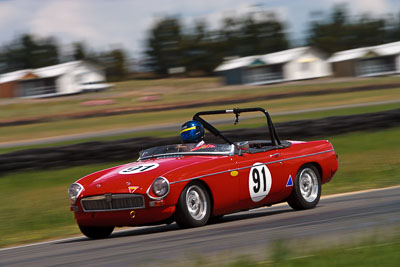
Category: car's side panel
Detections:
[
  {"x1": 164, "y1": 156, "x2": 240, "y2": 216},
  {"x1": 278, "y1": 140, "x2": 338, "y2": 185},
  {"x1": 232, "y1": 149, "x2": 291, "y2": 211},
  {"x1": 200, "y1": 169, "x2": 240, "y2": 216}
]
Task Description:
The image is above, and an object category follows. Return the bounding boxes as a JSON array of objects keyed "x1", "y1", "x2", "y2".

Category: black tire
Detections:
[
  {"x1": 79, "y1": 225, "x2": 114, "y2": 239},
  {"x1": 175, "y1": 182, "x2": 211, "y2": 228},
  {"x1": 287, "y1": 165, "x2": 321, "y2": 210}
]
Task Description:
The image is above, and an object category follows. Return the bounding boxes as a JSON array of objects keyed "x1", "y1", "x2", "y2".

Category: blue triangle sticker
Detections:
[{"x1": 286, "y1": 175, "x2": 293, "y2": 187}]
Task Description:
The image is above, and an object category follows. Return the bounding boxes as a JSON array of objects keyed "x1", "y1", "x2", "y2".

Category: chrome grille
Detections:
[{"x1": 81, "y1": 194, "x2": 145, "y2": 212}]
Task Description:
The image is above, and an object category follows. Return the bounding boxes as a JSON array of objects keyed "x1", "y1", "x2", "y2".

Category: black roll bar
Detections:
[{"x1": 193, "y1": 107, "x2": 281, "y2": 146}]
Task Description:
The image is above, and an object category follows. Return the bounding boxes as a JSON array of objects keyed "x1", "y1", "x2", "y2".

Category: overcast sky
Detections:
[{"x1": 0, "y1": 0, "x2": 399, "y2": 58}]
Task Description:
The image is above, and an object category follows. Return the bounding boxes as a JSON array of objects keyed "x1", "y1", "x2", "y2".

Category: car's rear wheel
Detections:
[
  {"x1": 287, "y1": 165, "x2": 321, "y2": 210},
  {"x1": 78, "y1": 225, "x2": 114, "y2": 239},
  {"x1": 175, "y1": 182, "x2": 211, "y2": 228}
]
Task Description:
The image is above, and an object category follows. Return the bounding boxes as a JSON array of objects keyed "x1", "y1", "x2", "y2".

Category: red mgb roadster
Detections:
[{"x1": 68, "y1": 108, "x2": 338, "y2": 239}]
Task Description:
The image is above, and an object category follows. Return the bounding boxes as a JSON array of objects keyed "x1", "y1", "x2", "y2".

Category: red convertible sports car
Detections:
[{"x1": 68, "y1": 108, "x2": 338, "y2": 239}]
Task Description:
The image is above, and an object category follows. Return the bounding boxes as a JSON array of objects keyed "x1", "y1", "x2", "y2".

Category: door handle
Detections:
[{"x1": 270, "y1": 153, "x2": 280, "y2": 158}]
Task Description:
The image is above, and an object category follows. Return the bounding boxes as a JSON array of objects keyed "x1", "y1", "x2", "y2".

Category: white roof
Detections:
[
  {"x1": 328, "y1": 41, "x2": 400, "y2": 62},
  {"x1": 0, "y1": 61, "x2": 87, "y2": 84},
  {"x1": 260, "y1": 47, "x2": 309, "y2": 65},
  {"x1": 0, "y1": 69, "x2": 33, "y2": 83},
  {"x1": 33, "y1": 61, "x2": 82, "y2": 78},
  {"x1": 374, "y1": 41, "x2": 400, "y2": 56},
  {"x1": 327, "y1": 47, "x2": 371, "y2": 62},
  {"x1": 214, "y1": 55, "x2": 260, "y2": 72},
  {"x1": 215, "y1": 47, "x2": 309, "y2": 72}
]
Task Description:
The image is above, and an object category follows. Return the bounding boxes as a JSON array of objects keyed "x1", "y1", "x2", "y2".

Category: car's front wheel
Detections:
[
  {"x1": 78, "y1": 225, "x2": 115, "y2": 239},
  {"x1": 175, "y1": 182, "x2": 211, "y2": 228},
  {"x1": 287, "y1": 165, "x2": 321, "y2": 210}
]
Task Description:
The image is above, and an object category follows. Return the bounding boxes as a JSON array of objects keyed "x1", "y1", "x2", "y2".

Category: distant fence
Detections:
[{"x1": 1, "y1": 108, "x2": 399, "y2": 176}]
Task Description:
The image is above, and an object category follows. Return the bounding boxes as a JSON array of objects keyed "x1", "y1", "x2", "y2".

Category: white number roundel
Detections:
[
  {"x1": 248, "y1": 163, "x2": 272, "y2": 202},
  {"x1": 119, "y1": 163, "x2": 159, "y2": 174}
]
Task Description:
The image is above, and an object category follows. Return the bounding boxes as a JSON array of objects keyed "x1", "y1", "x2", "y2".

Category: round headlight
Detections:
[
  {"x1": 150, "y1": 177, "x2": 170, "y2": 199},
  {"x1": 68, "y1": 183, "x2": 83, "y2": 205}
]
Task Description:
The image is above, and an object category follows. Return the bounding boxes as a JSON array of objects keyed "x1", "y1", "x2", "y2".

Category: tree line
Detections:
[
  {"x1": 0, "y1": 5, "x2": 399, "y2": 80},
  {"x1": 308, "y1": 5, "x2": 400, "y2": 54},
  {"x1": 0, "y1": 35, "x2": 128, "y2": 82},
  {"x1": 146, "y1": 5, "x2": 400, "y2": 75},
  {"x1": 145, "y1": 11, "x2": 289, "y2": 75}
]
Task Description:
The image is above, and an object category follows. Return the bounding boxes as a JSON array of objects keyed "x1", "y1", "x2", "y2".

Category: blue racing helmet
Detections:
[{"x1": 180, "y1": 120, "x2": 205, "y2": 143}]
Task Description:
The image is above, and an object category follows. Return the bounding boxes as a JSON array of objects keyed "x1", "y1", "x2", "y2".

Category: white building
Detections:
[
  {"x1": 0, "y1": 60, "x2": 111, "y2": 98},
  {"x1": 0, "y1": 69, "x2": 33, "y2": 98},
  {"x1": 215, "y1": 47, "x2": 332, "y2": 85},
  {"x1": 328, "y1": 41, "x2": 400, "y2": 77}
]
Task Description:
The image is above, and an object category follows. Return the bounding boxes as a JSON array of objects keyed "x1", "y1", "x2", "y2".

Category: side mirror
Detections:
[{"x1": 237, "y1": 141, "x2": 249, "y2": 156}]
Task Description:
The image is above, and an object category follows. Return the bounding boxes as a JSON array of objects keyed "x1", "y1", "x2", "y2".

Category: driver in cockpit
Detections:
[{"x1": 180, "y1": 120, "x2": 215, "y2": 151}]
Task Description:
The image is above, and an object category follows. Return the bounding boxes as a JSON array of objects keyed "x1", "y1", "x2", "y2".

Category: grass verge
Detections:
[
  {"x1": 1, "y1": 76, "x2": 400, "y2": 121},
  {"x1": 188, "y1": 232, "x2": 400, "y2": 266},
  {"x1": 267, "y1": 238, "x2": 400, "y2": 267},
  {"x1": 324, "y1": 127, "x2": 400, "y2": 193},
  {"x1": 0, "y1": 86, "x2": 399, "y2": 144},
  {"x1": 1, "y1": 101, "x2": 399, "y2": 155},
  {"x1": 0, "y1": 161, "x2": 131, "y2": 248}
]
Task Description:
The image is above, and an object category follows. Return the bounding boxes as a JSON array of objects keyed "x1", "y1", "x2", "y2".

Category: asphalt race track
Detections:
[{"x1": 1, "y1": 186, "x2": 399, "y2": 267}]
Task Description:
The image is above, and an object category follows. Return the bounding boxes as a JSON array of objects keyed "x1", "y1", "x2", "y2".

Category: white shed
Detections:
[
  {"x1": 328, "y1": 41, "x2": 400, "y2": 77},
  {"x1": 215, "y1": 47, "x2": 331, "y2": 85},
  {"x1": 17, "y1": 61, "x2": 111, "y2": 98},
  {"x1": 0, "y1": 69, "x2": 33, "y2": 98}
]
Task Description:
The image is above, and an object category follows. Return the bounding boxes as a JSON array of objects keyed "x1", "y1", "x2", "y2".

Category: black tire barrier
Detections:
[{"x1": 0, "y1": 108, "x2": 399, "y2": 176}]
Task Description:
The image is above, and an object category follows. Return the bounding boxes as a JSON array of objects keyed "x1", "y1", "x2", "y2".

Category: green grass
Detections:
[
  {"x1": 0, "y1": 100, "x2": 398, "y2": 155},
  {"x1": 324, "y1": 127, "x2": 400, "y2": 193},
  {"x1": 269, "y1": 239, "x2": 400, "y2": 267},
  {"x1": 1, "y1": 76, "x2": 400, "y2": 121},
  {"x1": 0, "y1": 161, "x2": 131, "y2": 248},
  {"x1": 112, "y1": 76, "x2": 400, "y2": 107},
  {"x1": 190, "y1": 233, "x2": 400, "y2": 266},
  {"x1": 0, "y1": 86, "x2": 399, "y2": 144},
  {"x1": 272, "y1": 101, "x2": 400, "y2": 122},
  {"x1": 0, "y1": 129, "x2": 177, "y2": 154},
  {"x1": 0, "y1": 77, "x2": 220, "y2": 120},
  {"x1": 0, "y1": 127, "x2": 399, "y2": 248}
]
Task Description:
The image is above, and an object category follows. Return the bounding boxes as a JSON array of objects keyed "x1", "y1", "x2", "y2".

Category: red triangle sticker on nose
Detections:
[{"x1": 128, "y1": 186, "x2": 139, "y2": 193}]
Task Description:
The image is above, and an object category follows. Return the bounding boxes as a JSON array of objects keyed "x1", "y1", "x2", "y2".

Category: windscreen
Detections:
[{"x1": 139, "y1": 143, "x2": 233, "y2": 160}]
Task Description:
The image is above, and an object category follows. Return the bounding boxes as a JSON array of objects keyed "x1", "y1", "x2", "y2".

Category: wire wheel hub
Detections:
[
  {"x1": 299, "y1": 168, "x2": 319, "y2": 202},
  {"x1": 186, "y1": 185, "x2": 207, "y2": 221}
]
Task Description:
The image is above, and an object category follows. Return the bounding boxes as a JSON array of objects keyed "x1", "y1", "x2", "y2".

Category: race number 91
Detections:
[
  {"x1": 119, "y1": 163, "x2": 159, "y2": 174},
  {"x1": 249, "y1": 163, "x2": 272, "y2": 202}
]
